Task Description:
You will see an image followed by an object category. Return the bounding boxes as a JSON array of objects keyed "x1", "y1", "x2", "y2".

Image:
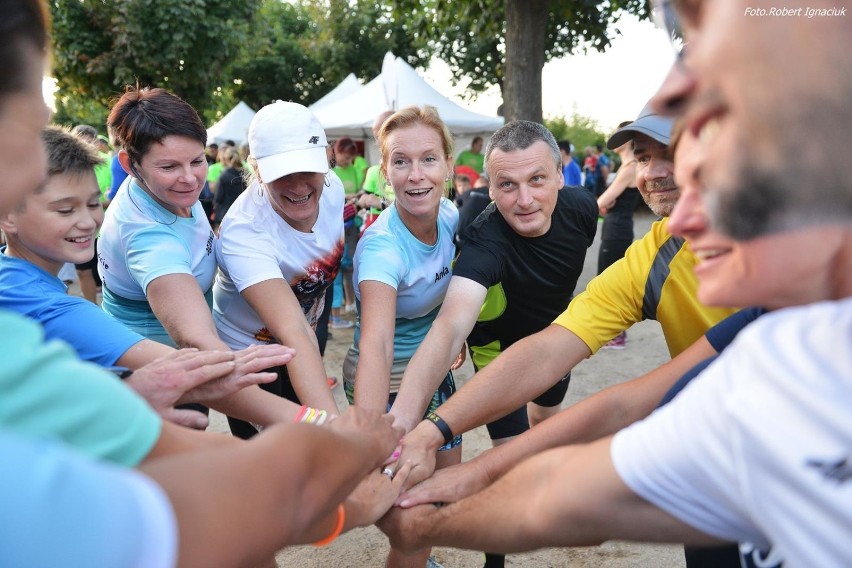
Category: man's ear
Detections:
[
  {"x1": 117, "y1": 149, "x2": 134, "y2": 176},
  {"x1": 0, "y1": 213, "x2": 18, "y2": 236}
]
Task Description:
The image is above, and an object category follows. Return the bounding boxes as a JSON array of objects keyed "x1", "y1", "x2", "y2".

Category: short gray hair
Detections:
[{"x1": 484, "y1": 121, "x2": 562, "y2": 176}]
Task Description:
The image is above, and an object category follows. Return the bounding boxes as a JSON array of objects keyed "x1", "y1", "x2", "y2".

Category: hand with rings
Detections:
[{"x1": 342, "y1": 462, "x2": 414, "y2": 528}]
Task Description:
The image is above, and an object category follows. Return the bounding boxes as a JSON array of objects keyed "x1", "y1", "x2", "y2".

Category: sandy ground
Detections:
[{"x1": 201, "y1": 209, "x2": 686, "y2": 567}]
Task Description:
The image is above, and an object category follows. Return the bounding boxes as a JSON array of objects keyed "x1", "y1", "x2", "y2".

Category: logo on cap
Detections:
[{"x1": 308, "y1": 136, "x2": 320, "y2": 144}]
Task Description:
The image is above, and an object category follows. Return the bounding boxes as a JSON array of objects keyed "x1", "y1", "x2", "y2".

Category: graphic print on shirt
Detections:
[{"x1": 252, "y1": 240, "x2": 344, "y2": 343}]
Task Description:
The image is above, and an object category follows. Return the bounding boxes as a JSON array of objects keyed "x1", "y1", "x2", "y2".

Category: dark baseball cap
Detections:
[{"x1": 607, "y1": 102, "x2": 674, "y2": 150}]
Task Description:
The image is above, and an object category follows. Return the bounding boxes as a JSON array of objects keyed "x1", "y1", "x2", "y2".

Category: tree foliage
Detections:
[
  {"x1": 388, "y1": 0, "x2": 648, "y2": 121},
  {"x1": 50, "y1": 0, "x2": 255, "y2": 127},
  {"x1": 230, "y1": 0, "x2": 422, "y2": 112},
  {"x1": 546, "y1": 110, "x2": 607, "y2": 150},
  {"x1": 50, "y1": 0, "x2": 425, "y2": 127},
  {"x1": 391, "y1": 0, "x2": 647, "y2": 94},
  {"x1": 546, "y1": 111, "x2": 624, "y2": 168},
  {"x1": 50, "y1": 1, "x2": 649, "y2": 128}
]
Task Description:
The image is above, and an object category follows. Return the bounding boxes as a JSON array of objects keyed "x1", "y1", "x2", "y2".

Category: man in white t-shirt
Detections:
[{"x1": 376, "y1": 2, "x2": 852, "y2": 565}]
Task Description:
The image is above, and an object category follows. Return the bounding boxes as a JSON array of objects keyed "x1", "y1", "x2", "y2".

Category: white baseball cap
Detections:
[{"x1": 248, "y1": 101, "x2": 329, "y2": 182}]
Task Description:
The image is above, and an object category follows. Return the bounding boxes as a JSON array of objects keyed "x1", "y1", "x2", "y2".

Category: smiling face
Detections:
[
  {"x1": 668, "y1": 130, "x2": 742, "y2": 306},
  {"x1": 126, "y1": 135, "x2": 208, "y2": 217},
  {"x1": 2, "y1": 170, "x2": 103, "y2": 275},
  {"x1": 384, "y1": 122, "x2": 450, "y2": 223},
  {"x1": 668, "y1": 128, "x2": 851, "y2": 310},
  {"x1": 653, "y1": 0, "x2": 852, "y2": 239},
  {"x1": 486, "y1": 141, "x2": 562, "y2": 238},
  {"x1": 633, "y1": 133, "x2": 679, "y2": 217},
  {"x1": 264, "y1": 171, "x2": 325, "y2": 232}
]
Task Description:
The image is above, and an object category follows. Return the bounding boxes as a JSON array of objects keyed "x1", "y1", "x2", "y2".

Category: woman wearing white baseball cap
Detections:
[{"x1": 213, "y1": 101, "x2": 344, "y2": 438}]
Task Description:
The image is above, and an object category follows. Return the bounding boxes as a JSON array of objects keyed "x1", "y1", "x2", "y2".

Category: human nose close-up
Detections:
[
  {"x1": 645, "y1": 156, "x2": 673, "y2": 183},
  {"x1": 667, "y1": 188, "x2": 704, "y2": 237},
  {"x1": 516, "y1": 185, "x2": 534, "y2": 208},
  {"x1": 407, "y1": 161, "x2": 424, "y2": 182},
  {"x1": 651, "y1": 59, "x2": 697, "y2": 116}
]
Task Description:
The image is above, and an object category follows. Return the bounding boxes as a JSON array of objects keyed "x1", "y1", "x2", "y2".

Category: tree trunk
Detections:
[{"x1": 503, "y1": 0, "x2": 549, "y2": 123}]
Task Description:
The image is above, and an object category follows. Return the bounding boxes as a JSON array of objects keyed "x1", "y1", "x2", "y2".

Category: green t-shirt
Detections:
[
  {"x1": 362, "y1": 164, "x2": 395, "y2": 214},
  {"x1": 0, "y1": 310, "x2": 162, "y2": 467},
  {"x1": 333, "y1": 163, "x2": 364, "y2": 195},
  {"x1": 95, "y1": 152, "x2": 112, "y2": 202},
  {"x1": 457, "y1": 150, "x2": 484, "y2": 173},
  {"x1": 354, "y1": 156, "x2": 369, "y2": 188},
  {"x1": 207, "y1": 162, "x2": 224, "y2": 183}
]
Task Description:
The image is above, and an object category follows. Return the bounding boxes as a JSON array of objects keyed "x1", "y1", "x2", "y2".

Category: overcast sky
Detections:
[{"x1": 423, "y1": 14, "x2": 676, "y2": 133}]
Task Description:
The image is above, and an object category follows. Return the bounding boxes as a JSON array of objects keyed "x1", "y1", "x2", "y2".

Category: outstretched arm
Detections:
[
  {"x1": 147, "y1": 273, "x2": 227, "y2": 352},
  {"x1": 353, "y1": 280, "x2": 399, "y2": 412},
  {"x1": 141, "y1": 407, "x2": 404, "y2": 568},
  {"x1": 240, "y1": 278, "x2": 339, "y2": 414},
  {"x1": 381, "y1": 437, "x2": 723, "y2": 555},
  {"x1": 119, "y1": 336, "x2": 309, "y2": 429},
  {"x1": 390, "y1": 276, "x2": 486, "y2": 433},
  {"x1": 396, "y1": 324, "x2": 591, "y2": 488},
  {"x1": 398, "y1": 334, "x2": 717, "y2": 507},
  {"x1": 119, "y1": 342, "x2": 298, "y2": 429}
]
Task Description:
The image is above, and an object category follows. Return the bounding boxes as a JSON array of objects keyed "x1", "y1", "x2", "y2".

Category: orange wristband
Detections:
[{"x1": 312, "y1": 504, "x2": 345, "y2": 547}]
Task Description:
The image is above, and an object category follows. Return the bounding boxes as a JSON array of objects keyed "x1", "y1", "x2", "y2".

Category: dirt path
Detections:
[{"x1": 208, "y1": 210, "x2": 687, "y2": 567}]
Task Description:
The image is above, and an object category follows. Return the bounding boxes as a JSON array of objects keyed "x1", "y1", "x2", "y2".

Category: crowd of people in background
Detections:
[{"x1": 1, "y1": 1, "x2": 850, "y2": 567}]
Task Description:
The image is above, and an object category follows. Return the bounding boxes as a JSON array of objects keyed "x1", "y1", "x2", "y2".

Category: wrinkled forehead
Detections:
[{"x1": 632, "y1": 133, "x2": 670, "y2": 158}]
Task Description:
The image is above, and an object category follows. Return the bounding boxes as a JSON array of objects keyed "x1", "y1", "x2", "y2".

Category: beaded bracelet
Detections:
[{"x1": 295, "y1": 405, "x2": 328, "y2": 426}]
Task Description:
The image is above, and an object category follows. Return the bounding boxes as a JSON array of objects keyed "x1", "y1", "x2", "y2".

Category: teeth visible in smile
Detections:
[
  {"x1": 407, "y1": 189, "x2": 429, "y2": 196},
  {"x1": 287, "y1": 195, "x2": 310, "y2": 204},
  {"x1": 698, "y1": 117, "x2": 720, "y2": 146},
  {"x1": 695, "y1": 248, "x2": 728, "y2": 261},
  {"x1": 66, "y1": 236, "x2": 91, "y2": 243}
]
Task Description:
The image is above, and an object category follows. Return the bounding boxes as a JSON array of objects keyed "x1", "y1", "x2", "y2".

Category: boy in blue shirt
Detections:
[{"x1": 0, "y1": 126, "x2": 298, "y2": 431}]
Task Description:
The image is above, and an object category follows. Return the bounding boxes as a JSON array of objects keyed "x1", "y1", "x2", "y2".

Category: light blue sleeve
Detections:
[
  {"x1": 0, "y1": 430, "x2": 177, "y2": 568},
  {"x1": 355, "y1": 231, "x2": 407, "y2": 290},
  {"x1": 0, "y1": 311, "x2": 162, "y2": 467},
  {"x1": 125, "y1": 225, "x2": 193, "y2": 293}
]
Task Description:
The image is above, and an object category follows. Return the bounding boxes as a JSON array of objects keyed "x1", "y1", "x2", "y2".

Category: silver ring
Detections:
[{"x1": 381, "y1": 467, "x2": 394, "y2": 480}]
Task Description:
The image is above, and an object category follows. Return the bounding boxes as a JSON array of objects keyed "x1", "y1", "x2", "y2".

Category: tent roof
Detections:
[
  {"x1": 310, "y1": 54, "x2": 503, "y2": 139},
  {"x1": 311, "y1": 73, "x2": 361, "y2": 112},
  {"x1": 207, "y1": 101, "x2": 255, "y2": 146}
]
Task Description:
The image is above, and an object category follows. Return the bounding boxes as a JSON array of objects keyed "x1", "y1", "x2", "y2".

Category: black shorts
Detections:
[{"x1": 484, "y1": 372, "x2": 571, "y2": 440}]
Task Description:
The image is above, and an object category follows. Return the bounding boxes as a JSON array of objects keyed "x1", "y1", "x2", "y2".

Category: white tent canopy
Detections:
[
  {"x1": 310, "y1": 73, "x2": 361, "y2": 112},
  {"x1": 207, "y1": 101, "x2": 256, "y2": 146},
  {"x1": 310, "y1": 53, "x2": 503, "y2": 141}
]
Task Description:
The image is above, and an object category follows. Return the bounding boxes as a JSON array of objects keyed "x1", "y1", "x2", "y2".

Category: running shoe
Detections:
[{"x1": 331, "y1": 316, "x2": 354, "y2": 329}]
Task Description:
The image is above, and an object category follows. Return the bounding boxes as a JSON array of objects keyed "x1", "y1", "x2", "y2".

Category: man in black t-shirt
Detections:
[
  {"x1": 390, "y1": 120, "x2": 597, "y2": 444},
  {"x1": 388, "y1": 120, "x2": 596, "y2": 568}
]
